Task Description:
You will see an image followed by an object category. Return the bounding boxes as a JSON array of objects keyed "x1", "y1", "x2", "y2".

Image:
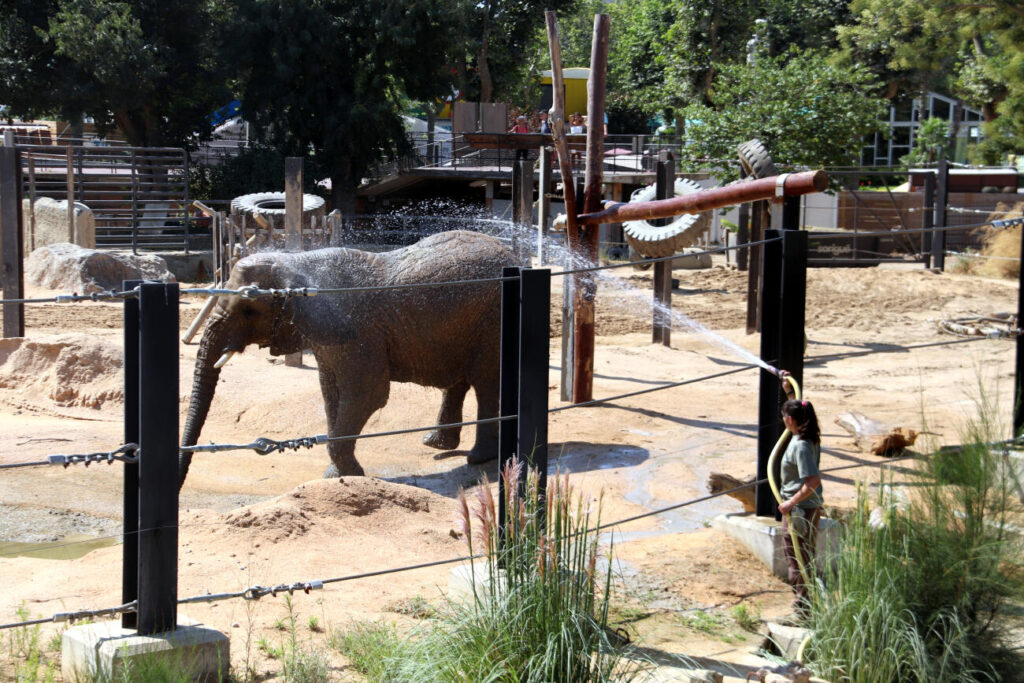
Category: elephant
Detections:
[{"x1": 179, "y1": 230, "x2": 520, "y2": 488}]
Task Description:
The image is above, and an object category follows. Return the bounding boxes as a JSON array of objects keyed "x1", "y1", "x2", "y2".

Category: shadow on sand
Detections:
[{"x1": 383, "y1": 441, "x2": 649, "y2": 498}]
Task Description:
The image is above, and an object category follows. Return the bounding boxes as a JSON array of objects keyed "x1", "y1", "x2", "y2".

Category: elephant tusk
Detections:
[{"x1": 214, "y1": 351, "x2": 236, "y2": 369}]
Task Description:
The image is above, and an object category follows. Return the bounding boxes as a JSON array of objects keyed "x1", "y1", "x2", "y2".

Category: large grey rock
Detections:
[
  {"x1": 26, "y1": 243, "x2": 174, "y2": 294},
  {"x1": 22, "y1": 197, "x2": 95, "y2": 249}
]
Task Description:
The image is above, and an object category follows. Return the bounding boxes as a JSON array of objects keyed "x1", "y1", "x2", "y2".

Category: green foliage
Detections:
[
  {"x1": 901, "y1": 117, "x2": 952, "y2": 166},
  {"x1": 680, "y1": 49, "x2": 886, "y2": 177},
  {"x1": 188, "y1": 144, "x2": 328, "y2": 203},
  {"x1": 804, "y1": 400, "x2": 1024, "y2": 682},
  {"x1": 337, "y1": 460, "x2": 646, "y2": 682},
  {"x1": 329, "y1": 621, "x2": 400, "y2": 681},
  {"x1": 835, "y1": 0, "x2": 959, "y2": 99},
  {"x1": 730, "y1": 602, "x2": 761, "y2": 631},
  {"x1": 0, "y1": 0, "x2": 232, "y2": 147},
  {"x1": 232, "y1": 0, "x2": 460, "y2": 209},
  {"x1": 5, "y1": 607, "x2": 57, "y2": 683}
]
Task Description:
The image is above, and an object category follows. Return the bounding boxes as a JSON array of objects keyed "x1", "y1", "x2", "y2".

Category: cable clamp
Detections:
[{"x1": 774, "y1": 173, "x2": 790, "y2": 201}]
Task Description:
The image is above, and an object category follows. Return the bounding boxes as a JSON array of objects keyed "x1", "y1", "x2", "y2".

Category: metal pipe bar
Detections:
[{"x1": 578, "y1": 170, "x2": 828, "y2": 226}]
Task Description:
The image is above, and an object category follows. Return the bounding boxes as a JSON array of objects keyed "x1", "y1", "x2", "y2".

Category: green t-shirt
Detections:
[{"x1": 780, "y1": 436, "x2": 823, "y2": 510}]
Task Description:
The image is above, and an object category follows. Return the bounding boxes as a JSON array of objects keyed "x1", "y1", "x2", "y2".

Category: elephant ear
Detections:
[{"x1": 272, "y1": 263, "x2": 358, "y2": 347}]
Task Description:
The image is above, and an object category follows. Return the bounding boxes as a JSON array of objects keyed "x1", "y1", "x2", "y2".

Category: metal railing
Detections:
[
  {"x1": 17, "y1": 143, "x2": 192, "y2": 253},
  {"x1": 365, "y1": 132, "x2": 695, "y2": 181}
]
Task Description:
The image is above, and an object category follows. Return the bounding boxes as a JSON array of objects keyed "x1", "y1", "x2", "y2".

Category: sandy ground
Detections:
[{"x1": 0, "y1": 253, "x2": 1019, "y2": 680}]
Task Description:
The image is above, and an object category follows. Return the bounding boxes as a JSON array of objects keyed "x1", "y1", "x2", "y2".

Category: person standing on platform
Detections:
[{"x1": 509, "y1": 115, "x2": 531, "y2": 161}]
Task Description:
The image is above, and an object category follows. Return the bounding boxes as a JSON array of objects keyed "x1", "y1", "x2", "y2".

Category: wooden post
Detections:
[
  {"x1": 538, "y1": 146, "x2": 551, "y2": 264},
  {"x1": 66, "y1": 147, "x2": 76, "y2": 244},
  {"x1": 121, "y1": 279, "x2": 142, "y2": 629},
  {"x1": 284, "y1": 158, "x2": 304, "y2": 367},
  {"x1": 26, "y1": 152, "x2": 36, "y2": 253},
  {"x1": 137, "y1": 282, "x2": 179, "y2": 635},
  {"x1": 931, "y1": 159, "x2": 948, "y2": 271},
  {"x1": 755, "y1": 231, "x2": 783, "y2": 518},
  {"x1": 746, "y1": 201, "x2": 764, "y2": 334},
  {"x1": 737, "y1": 202, "x2": 749, "y2": 271},
  {"x1": 652, "y1": 151, "x2": 673, "y2": 347},
  {"x1": 516, "y1": 159, "x2": 534, "y2": 262},
  {"x1": 285, "y1": 156, "x2": 303, "y2": 251},
  {"x1": 570, "y1": 12, "x2": 610, "y2": 404},
  {"x1": 922, "y1": 172, "x2": 935, "y2": 267},
  {"x1": 546, "y1": 11, "x2": 582, "y2": 405},
  {"x1": 1, "y1": 143, "x2": 25, "y2": 338}
]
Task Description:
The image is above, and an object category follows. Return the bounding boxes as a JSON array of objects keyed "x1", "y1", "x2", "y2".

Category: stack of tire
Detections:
[
  {"x1": 230, "y1": 192, "x2": 326, "y2": 234},
  {"x1": 622, "y1": 177, "x2": 712, "y2": 260}
]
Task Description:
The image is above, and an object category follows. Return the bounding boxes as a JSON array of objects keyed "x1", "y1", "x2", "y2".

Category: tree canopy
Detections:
[
  {"x1": 680, "y1": 49, "x2": 887, "y2": 177},
  {"x1": 0, "y1": 0, "x2": 231, "y2": 146}
]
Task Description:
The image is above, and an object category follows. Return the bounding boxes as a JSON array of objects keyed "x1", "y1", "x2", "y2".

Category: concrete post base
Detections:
[
  {"x1": 62, "y1": 615, "x2": 229, "y2": 682},
  {"x1": 712, "y1": 512, "x2": 840, "y2": 580}
]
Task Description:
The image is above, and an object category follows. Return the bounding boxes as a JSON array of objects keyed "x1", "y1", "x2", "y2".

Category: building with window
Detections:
[{"x1": 861, "y1": 92, "x2": 983, "y2": 167}]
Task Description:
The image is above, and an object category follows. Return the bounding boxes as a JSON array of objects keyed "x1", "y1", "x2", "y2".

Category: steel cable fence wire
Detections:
[
  {"x1": 946, "y1": 250, "x2": 1021, "y2": 262},
  {"x1": 8, "y1": 218, "x2": 1007, "y2": 305},
  {"x1": 0, "y1": 443, "x2": 139, "y2": 470},
  {"x1": 182, "y1": 415, "x2": 513, "y2": 455},
  {"x1": 184, "y1": 365, "x2": 764, "y2": 457},
  {"x1": 172, "y1": 452, "x2": 921, "y2": 611},
  {"x1": 1, "y1": 432, "x2": 1006, "y2": 629},
  {"x1": 0, "y1": 286, "x2": 142, "y2": 306}
]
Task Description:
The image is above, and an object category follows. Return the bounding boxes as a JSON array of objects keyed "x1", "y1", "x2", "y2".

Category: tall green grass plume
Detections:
[
  {"x1": 803, "y1": 400, "x2": 1024, "y2": 682},
  {"x1": 338, "y1": 457, "x2": 647, "y2": 681}
]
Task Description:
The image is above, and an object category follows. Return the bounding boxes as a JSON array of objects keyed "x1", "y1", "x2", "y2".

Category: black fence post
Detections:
[
  {"x1": 498, "y1": 266, "x2": 521, "y2": 539},
  {"x1": 931, "y1": 160, "x2": 949, "y2": 271},
  {"x1": 782, "y1": 196, "x2": 800, "y2": 231},
  {"x1": 518, "y1": 268, "x2": 550, "y2": 499},
  {"x1": 1, "y1": 142, "x2": 25, "y2": 338},
  {"x1": 922, "y1": 173, "x2": 935, "y2": 268},
  {"x1": 779, "y1": 230, "x2": 807, "y2": 404},
  {"x1": 122, "y1": 280, "x2": 142, "y2": 630},
  {"x1": 756, "y1": 230, "x2": 783, "y2": 517},
  {"x1": 1015, "y1": 227, "x2": 1024, "y2": 439},
  {"x1": 137, "y1": 282, "x2": 179, "y2": 635},
  {"x1": 653, "y1": 151, "x2": 673, "y2": 346}
]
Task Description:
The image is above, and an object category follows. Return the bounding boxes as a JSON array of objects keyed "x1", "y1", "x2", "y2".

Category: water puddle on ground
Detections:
[{"x1": 0, "y1": 534, "x2": 119, "y2": 560}]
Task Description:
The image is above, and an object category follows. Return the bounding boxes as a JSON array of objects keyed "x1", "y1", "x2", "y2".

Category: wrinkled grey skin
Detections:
[{"x1": 179, "y1": 230, "x2": 518, "y2": 488}]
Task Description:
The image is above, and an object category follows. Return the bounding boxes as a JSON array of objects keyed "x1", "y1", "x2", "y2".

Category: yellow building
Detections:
[{"x1": 539, "y1": 68, "x2": 590, "y2": 117}]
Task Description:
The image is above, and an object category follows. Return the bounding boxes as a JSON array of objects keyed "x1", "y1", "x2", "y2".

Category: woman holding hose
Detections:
[{"x1": 778, "y1": 372, "x2": 823, "y2": 618}]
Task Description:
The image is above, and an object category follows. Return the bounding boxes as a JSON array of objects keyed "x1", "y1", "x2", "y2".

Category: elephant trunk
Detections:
[{"x1": 179, "y1": 315, "x2": 227, "y2": 490}]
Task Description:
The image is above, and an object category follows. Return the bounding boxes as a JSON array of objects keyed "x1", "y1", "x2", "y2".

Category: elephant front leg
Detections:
[
  {"x1": 319, "y1": 365, "x2": 388, "y2": 478},
  {"x1": 422, "y1": 380, "x2": 469, "y2": 451}
]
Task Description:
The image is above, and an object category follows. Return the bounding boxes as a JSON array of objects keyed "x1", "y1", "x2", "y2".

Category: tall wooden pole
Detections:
[
  {"x1": 546, "y1": 11, "x2": 579, "y2": 404},
  {"x1": 570, "y1": 13, "x2": 610, "y2": 403}
]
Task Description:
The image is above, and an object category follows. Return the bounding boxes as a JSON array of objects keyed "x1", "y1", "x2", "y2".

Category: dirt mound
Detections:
[
  {"x1": 212, "y1": 477, "x2": 449, "y2": 544},
  {"x1": 26, "y1": 242, "x2": 174, "y2": 294},
  {"x1": 0, "y1": 334, "x2": 122, "y2": 408}
]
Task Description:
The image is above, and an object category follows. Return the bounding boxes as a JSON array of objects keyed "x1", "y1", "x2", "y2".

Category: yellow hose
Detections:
[{"x1": 768, "y1": 373, "x2": 814, "y2": 662}]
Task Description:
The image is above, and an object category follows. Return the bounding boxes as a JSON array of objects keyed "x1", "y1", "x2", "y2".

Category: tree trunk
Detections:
[
  {"x1": 478, "y1": 44, "x2": 493, "y2": 103},
  {"x1": 331, "y1": 157, "x2": 357, "y2": 217}
]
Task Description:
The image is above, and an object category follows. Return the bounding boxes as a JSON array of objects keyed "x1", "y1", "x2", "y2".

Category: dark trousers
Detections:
[{"x1": 781, "y1": 506, "x2": 821, "y2": 609}]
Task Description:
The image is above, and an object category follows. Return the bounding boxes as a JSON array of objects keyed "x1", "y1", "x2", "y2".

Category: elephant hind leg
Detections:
[{"x1": 422, "y1": 380, "x2": 470, "y2": 450}]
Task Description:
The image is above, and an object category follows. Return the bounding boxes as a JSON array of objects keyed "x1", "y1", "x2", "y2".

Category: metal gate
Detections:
[{"x1": 18, "y1": 144, "x2": 192, "y2": 252}]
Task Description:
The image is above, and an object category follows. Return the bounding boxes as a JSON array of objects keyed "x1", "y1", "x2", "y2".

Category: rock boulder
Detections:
[{"x1": 26, "y1": 243, "x2": 175, "y2": 294}]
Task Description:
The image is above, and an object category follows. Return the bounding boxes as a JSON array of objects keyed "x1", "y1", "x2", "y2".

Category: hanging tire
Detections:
[
  {"x1": 622, "y1": 177, "x2": 712, "y2": 259},
  {"x1": 230, "y1": 192, "x2": 326, "y2": 230},
  {"x1": 736, "y1": 139, "x2": 778, "y2": 179}
]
